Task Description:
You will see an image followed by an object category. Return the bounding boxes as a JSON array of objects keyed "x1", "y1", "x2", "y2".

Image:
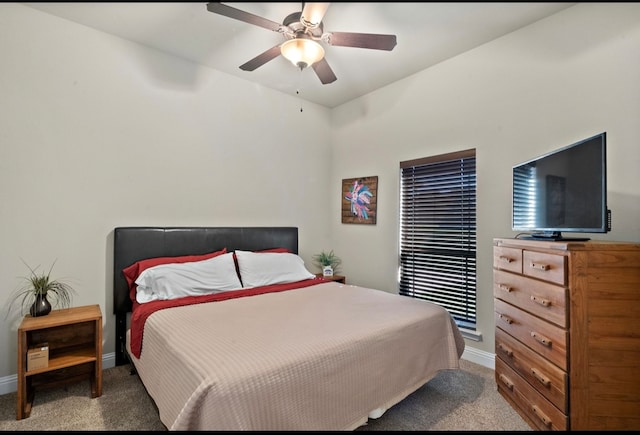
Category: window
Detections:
[{"x1": 399, "y1": 149, "x2": 477, "y2": 330}]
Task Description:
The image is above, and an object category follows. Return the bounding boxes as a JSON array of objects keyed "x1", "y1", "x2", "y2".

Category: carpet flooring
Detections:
[{"x1": 0, "y1": 358, "x2": 531, "y2": 431}]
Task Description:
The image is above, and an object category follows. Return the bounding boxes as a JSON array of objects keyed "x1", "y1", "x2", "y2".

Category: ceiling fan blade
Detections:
[
  {"x1": 206, "y1": 2, "x2": 282, "y2": 32},
  {"x1": 326, "y1": 32, "x2": 397, "y2": 51},
  {"x1": 301, "y1": 3, "x2": 330, "y2": 28},
  {"x1": 312, "y1": 58, "x2": 337, "y2": 84},
  {"x1": 239, "y1": 45, "x2": 282, "y2": 71}
]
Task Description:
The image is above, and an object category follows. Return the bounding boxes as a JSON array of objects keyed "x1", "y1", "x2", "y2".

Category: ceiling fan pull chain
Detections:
[
  {"x1": 296, "y1": 88, "x2": 303, "y2": 112},
  {"x1": 297, "y1": 68, "x2": 304, "y2": 112}
]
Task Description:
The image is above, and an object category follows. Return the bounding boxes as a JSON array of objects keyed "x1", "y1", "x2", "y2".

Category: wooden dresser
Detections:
[{"x1": 493, "y1": 238, "x2": 640, "y2": 430}]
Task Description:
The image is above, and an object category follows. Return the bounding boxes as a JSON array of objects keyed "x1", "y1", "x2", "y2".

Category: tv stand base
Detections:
[{"x1": 521, "y1": 232, "x2": 590, "y2": 242}]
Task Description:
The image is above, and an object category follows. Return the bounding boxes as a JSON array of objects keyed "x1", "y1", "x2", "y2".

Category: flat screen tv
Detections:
[{"x1": 512, "y1": 132, "x2": 610, "y2": 241}]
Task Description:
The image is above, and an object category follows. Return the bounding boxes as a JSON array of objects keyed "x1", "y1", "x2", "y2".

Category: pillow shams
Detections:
[
  {"x1": 235, "y1": 250, "x2": 315, "y2": 288},
  {"x1": 123, "y1": 248, "x2": 227, "y2": 301},
  {"x1": 135, "y1": 252, "x2": 242, "y2": 303}
]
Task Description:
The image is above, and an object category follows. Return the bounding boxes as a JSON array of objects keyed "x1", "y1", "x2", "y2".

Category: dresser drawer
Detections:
[
  {"x1": 493, "y1": 269, "x2": 568, "y2": 328},
  {"x1": 496, "y1": 357, "x2": 568, "y2": 430},
  {"x1": 495, "y1": 298, "x2": 567, "y2": 370},
  {"x1": 494, "y1": 246, "x2": 522, "y2": 274},
  {"x1": 495, "y1": 328, "x2": 567, "y2": 412},
  {"x1": 523, "y1": 250, "x2": 567, "y2": 286}
]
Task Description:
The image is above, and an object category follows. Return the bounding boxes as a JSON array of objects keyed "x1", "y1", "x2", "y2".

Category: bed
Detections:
[{"x1": 113, "y1": 226, "x2": 465, "y2": 431}]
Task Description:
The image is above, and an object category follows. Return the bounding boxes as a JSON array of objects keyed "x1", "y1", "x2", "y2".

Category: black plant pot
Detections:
[{"x1": 30, "y1": 293, "x2": 52, "y2": 317}]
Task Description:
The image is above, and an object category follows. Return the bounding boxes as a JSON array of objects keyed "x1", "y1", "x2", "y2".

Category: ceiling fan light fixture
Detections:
[{"x1": 281, "y1": 37, "x2": 324, "y2": 69}]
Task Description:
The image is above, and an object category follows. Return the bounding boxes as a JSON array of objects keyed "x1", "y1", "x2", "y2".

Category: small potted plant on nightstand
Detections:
[
  {"x1": 6, "y1": 260, "x2": 76, "y2": 318},
  {"x1": 313, "y1": 250, "x2": 342, "y2": 277}
]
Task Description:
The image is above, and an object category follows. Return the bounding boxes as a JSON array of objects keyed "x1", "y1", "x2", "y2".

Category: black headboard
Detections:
[{"x1": 113, "y1": 226, "x2": 298, "y2": 365}]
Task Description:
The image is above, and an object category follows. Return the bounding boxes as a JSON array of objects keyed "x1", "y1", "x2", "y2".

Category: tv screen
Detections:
[{"x1": 512, "y1": 132, "x2": 609, "y2": 241}]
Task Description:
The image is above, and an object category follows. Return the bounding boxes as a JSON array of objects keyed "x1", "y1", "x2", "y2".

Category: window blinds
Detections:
[{"x1": 399, "y1": 149, "x2": 477, "y2": 329}]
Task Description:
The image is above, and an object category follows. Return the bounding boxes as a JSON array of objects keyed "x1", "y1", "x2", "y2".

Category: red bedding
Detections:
[{"x1": 129, "y1": 277, "x2": 328, "y2": 358}]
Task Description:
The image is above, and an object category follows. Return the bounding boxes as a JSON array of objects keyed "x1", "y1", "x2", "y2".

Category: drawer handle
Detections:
[
  {"x1": 498, "y1": 284, "x2": 512, "y2": 292},
  {"x1": 498, "y1": 343, "x2": 513, "y2": 357},
  {"x1": 531, "y1": 367, "x2": 551, "y2": 387},
  {"x1": 531, "y1": 331, "x2": 552, "y2": 347},
  {"x1": 530, "y1": 295, "x2": 551, "y2": 307},
  {"x1": 499, "y1": 256, "x2": 513, "y2": 264},
  {"x1": 499, "y1": 313, "x2": 514, "y2": 325},
  {"x1": 532, "y1": 405, "x2": 552, "y2": 428},
  {"x1": 530, "y1": 262, "x2": 550, "y2": 271},
  {"x1": 498, "y1": 373, "x2": 514, "y2": 390}
]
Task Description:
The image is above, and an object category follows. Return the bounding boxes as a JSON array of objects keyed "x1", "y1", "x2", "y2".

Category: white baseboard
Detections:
[
  {"x1": 0, "y1": 348, "x2": 494, "y2": 396},
  {"x1": 461, "y1": 345, "x2": 495, "y2": 370},
  {"x1": 0, "y1": 374, "x2": 17, "y2": 396},
  {"x1": 103, "y1": 352, "x2": 116, "y2": 369}
]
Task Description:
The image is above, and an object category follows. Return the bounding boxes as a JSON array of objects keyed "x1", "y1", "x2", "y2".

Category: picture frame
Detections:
[{"x1": 342, "y1": 176, "x2": 378, "y2": 224}]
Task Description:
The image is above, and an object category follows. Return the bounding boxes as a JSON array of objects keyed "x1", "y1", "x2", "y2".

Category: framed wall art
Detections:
[{"x1": 342, "y1": 176, "x2": 378, "y2": 225}]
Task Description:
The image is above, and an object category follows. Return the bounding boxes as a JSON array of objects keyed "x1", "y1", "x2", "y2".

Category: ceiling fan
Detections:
[{"x1": 206, "y1": 2, "x2": 397, "y2": 85}]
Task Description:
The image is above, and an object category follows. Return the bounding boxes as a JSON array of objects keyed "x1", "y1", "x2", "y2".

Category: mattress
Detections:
[{"x1": 126, "y1": 281, "x2": 465, "y2": 430}]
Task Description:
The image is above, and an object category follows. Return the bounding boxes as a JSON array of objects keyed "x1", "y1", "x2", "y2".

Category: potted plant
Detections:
[
  {"x1": 312, "y1": 250, "x2": 342, "y2": 277},
  {"x1": 6, "y1": 260, "x2": 76, "y2": 318}
]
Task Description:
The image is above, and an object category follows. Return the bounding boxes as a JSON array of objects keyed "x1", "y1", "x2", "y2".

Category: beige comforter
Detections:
[{"x1": 127, "y1": 281, "x2": 465, "y2": 430}]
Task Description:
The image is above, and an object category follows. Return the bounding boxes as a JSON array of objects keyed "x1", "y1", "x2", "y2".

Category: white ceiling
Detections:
[{"x1": 24, "y1": 2, "x2": 576, "y2": 108}]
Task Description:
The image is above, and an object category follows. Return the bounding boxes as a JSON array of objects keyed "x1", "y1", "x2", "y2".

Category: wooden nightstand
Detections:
[
  {"x1": 17, "y1": 304, "x2": 102, "y2": 420},
  {"x1": 315, "y1": 274, "x2": 346, "y2": 284}
]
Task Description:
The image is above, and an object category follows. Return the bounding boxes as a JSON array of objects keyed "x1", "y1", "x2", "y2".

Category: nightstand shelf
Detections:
[
  {"x1": 25, "y1": 345, "x2": 97, "y2": 375},
  {"x1": 17, "y1": 304, "x2": 102, "y2": 420},
  {"x1": 315, "y1": 274, "x2": 346, "y2": 284}
]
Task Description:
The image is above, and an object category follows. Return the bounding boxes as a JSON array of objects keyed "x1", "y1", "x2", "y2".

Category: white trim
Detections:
[
  {"x1": 459, "y1": 327, "x2": 482, "y2": 342},
  {"x1": 103, "y1": 352, "x2": 116, "y2": 370},
  {"x1": 461, "y1": 345, "x2": 495, "y2": 370},
  {"x1": 0, "y1": 373, "x2": 16, "y2": 396}
]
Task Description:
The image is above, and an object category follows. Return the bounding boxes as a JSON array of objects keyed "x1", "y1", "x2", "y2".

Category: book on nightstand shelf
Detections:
[{"x1": 26, "y1": 343, "x2": 49, "y2": 371}]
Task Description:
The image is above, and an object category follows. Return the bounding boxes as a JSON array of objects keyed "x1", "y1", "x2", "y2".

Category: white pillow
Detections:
[
  {"x1": 135, "y1": 252, "x2": 242, "y2": 303},
  {"x1": 235, "y1": 250, "x2": 315, "y2": 288}
]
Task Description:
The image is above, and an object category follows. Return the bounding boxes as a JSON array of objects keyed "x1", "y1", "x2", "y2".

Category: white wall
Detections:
[
  {"x1": 330, "y1": 2, "x2": 640, "y2": 358},
  {"x1": 0, "y1": 4, "x2": 332, "y2": 378},
  {"x1": 1, "y1": 3, "x2": 639, "y2": 382}
]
